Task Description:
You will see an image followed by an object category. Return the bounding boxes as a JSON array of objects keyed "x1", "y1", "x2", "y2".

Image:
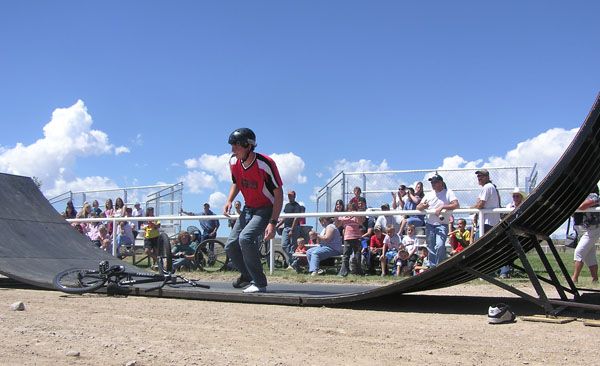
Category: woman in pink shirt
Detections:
[{"x1": 337, "y1": 201, "x2": 365, "y2": 277}]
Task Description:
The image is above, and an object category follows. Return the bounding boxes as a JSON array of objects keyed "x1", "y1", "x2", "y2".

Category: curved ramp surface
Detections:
[{"x1": 1, "y1": 93, "x2": 599, "y2": 306}]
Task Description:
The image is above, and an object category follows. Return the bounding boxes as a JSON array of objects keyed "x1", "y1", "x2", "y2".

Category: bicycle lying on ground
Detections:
[
  {"x1": 54, "y1": 260, "x2": 210, "y2": 295},
  {"x1": 54, "y1": 233, "x2": 210, "y2": 295}
]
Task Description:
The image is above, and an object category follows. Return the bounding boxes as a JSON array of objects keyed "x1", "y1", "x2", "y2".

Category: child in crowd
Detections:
[
  {"x1": 116, "y1": 221, "x2": 134, "y2": 258},
  {"x1": 292, "y1": 237, "x2": 308, "y2": 269},
  {"x1": 367, "y1": 225, "x2": 385, "y2": 274},
  {"x1": 98, "y1": 225, "x2": 112, "y2": 252},
  {"x1": 289, "y1": 237, "x2": 308, "y2": 271},
  {"x1": 337, "y1": 201, "x2": 366, "y2": 276},
  {"x1": 449, "y1": 218, "x2": 471, "y2": 255},
  {"x1": 395, "y1": 249, "x2": 410, "y2": 276},
  {"x1": 395, "y1": 224, "x2": 418, "y2": 276},
  {"x1": 380, "y1": 224, "x2": 401, "y2": 276},
  {"x1": 413, "y1": 246, "x2": 430, "y2": 275},
  {"x1": 142, "y1": 207, "x2": 161, "y2": 268},
  {"x1": 171, "y1": 231, "x2": 197, "y2": 271}
]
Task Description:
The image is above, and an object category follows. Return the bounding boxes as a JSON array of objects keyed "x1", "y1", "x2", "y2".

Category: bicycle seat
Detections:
[{"x1": 108, "y1": 265, "x2": 125, "y2": 273}]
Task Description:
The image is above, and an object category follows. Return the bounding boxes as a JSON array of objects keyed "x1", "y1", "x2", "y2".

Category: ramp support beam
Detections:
[{"x1": 459, "y1": 226, "x2": 600, "y2": 315}]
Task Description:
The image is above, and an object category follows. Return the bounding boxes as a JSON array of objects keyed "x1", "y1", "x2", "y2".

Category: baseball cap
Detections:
[
  {"x1": 475, "y1": 169, "x2": 490, "y2": 176},
  {"x1": 428, "y1": 174, "x2": 444, "y2": 182}
]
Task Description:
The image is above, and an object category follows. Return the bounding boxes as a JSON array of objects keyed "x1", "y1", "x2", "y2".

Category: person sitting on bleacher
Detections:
[
  {"x1": 306, "y1": 217, "x2": 343, "y2": 276},
  {"x1": 380, "y1": 224, "x2": 401, "y2": 276},
  {"x1": 448, "y1": 218, "x2": 471, "y2": 256},
  {"x1": 98, "y1": 225, "x2": 112, "y2": 252},
  {"x1": 413, "y1": 246, "x2": 430, "y2": 275},
  {"x1": 367, "y1": 225, "x2": 385, "y2": 275},
  {"x1": 171, "y1": 231, "x2": 197, "y2": 272},
  {"x1": 396, "y1": 224, "x2": 418, "y2": 276},
  {"x1": 289, "y1": 237, "x2": 308, "y2": 271}
]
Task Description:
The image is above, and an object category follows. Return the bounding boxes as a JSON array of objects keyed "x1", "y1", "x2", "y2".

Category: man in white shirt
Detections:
[
  {"x1": 417, "y1": 174, "x2": 459, "y2": 266},
  {"x1": 375, "y1": 203, "x2": 399, "y2": 233},
  {"x1": 472, "y1": 169, "x2": 501, "y2": 234}
]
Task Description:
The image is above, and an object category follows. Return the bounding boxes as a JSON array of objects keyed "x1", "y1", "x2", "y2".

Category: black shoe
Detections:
[
  {"x1": 338, "y1": 265, "x2": 349, "y2": 277},
  {"x1": 232, "y1": 276, "x2": 251, "y2": 288}
]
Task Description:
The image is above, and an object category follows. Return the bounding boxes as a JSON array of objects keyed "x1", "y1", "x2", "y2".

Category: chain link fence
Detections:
[
  {"x1": 48, "y1": 183, "x2": 184, "y2": 236},
  {"x1": 316, "y1": 166, "x2": 536, "y2": 217}
]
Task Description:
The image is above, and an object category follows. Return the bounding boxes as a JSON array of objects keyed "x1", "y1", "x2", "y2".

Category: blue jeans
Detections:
[
  {"x1": 225, "y1": 206, "x2": 272, "y2": 288},
  {"x1": 426, "y1": 223, "x2": 448, "y2": 267},
  {"x1": 281, "y1": 225, "x2": 301, "y2": 264},
  {"x1": 173, "y1": 258, "x2": 194, "y2": 271},
  {"x1": 307, "y1": 245, "x2": 341, "y2": 272},
  {"x1": 407, "y1": 216, "x2": 425, "y2": 227}
]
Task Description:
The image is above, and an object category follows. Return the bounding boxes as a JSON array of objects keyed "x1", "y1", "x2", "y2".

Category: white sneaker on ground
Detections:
[
  {"x1": 488, "y1": 303, "x2": 516, "y2": 324},
  {"x1": 242, "y1": 284, "x2": 267, "y2": 294}
]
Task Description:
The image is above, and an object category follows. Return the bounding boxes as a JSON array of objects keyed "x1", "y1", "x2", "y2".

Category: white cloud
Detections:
[
  {"x1": 185, "y1": 153, "x2": 231, "y2": 182},
  {"x1": 208, "y1": 191, "x2": 227, "y2": 210},
  {"x1": 45, "y1": 176, "x2": 119, "y2": 198},
  {"x1": 179, "y1": 170, "x2": 217, "y2": 193},
  {"x1": 437, "y1": 127, "x2": 579, "y2": 189},
  {"x1": 0, "y1": 100, "x2": 121, "y2": 195},
  {"x1": 330, "y1": 158, "x2": 390, "y2": 174},
  {"x1": 270, "y1": 152, "x2": 307, "y2": 186},
  {"x1": 487, "y1": 127, "x2": 578, "y2": 178},
  {"x1": 115, "y1": 146, "x2": 130, "y2": 155},
  {"x1": 182, "y1": 151, "x2": 308, "y2": 192}
]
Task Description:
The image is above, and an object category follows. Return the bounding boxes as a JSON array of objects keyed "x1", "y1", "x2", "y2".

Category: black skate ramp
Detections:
[{"x1": 1, "y1": 93, "x2": 600, "y2": 307}]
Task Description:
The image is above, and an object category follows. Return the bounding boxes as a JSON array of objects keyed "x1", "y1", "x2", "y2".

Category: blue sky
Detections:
[{"x1": 1, "y1": 1, "x2": 599, "y2": 215}]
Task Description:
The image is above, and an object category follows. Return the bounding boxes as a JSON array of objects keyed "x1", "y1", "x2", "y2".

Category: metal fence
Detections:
[
  {"x1": 316, "y1": 166, "x2": 537, "y2": 216},
  {"x1": 48, "y1": 182, "x2": 184, "y2": 236}
]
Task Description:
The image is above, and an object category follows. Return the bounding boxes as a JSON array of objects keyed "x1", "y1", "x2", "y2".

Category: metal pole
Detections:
[
  {"x1": 111, "y1": 217, "x2": 118, "y2": 257},
  {"x1": 269, "y1": 238, "x2": 274, "y2": 274}
]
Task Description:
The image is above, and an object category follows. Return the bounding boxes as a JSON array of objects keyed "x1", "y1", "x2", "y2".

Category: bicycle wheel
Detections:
[
  {"x1": 273, "y1": 250, "x2": 287, "y2": 269},
  {"x1": 257, "y1": 233, "x2": 269, "y2": 258},
  {"x1": 195, "y1": 239, "x2": 228, "y2": 272},
  {"x1": 53, "y1": 268, "x2": 106, "y2": 294}
]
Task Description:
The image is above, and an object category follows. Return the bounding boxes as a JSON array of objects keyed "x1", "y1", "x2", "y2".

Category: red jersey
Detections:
[
  {"x1": 370, "y1": 234, "x2": 384, "y2": 249},
  {"x1": 230, "y1": 153, "x2": 283, "y2": 208}
]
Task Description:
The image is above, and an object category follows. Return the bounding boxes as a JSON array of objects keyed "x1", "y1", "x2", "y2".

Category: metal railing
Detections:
[
  {"x1": 48, "y1": 182, "x2": 184, "y2": 237},
  {"x1": 316, "y1": 166, "x2": 536, "y2": 216}
]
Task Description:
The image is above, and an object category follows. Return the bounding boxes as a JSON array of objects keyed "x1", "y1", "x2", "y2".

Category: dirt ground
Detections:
[{"x1": 1, "y1": 282, "x2": 599, "y2": 366}]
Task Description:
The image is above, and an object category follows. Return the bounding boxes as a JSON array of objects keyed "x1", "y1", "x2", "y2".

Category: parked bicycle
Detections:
[
  {"x1": 185, "y1": 226, "x2": 229, "y2": 272},
  {"x1": 257, "y1": 233, "x2": 288, "y2": 269}
]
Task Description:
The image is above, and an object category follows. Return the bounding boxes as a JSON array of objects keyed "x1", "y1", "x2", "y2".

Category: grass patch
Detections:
[{"x1": 116, "y1": 247, "x2": 593, "y2": 286}]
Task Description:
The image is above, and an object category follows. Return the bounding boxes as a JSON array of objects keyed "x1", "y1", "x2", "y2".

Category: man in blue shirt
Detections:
[{"x1": 199, "y1": 203, "x2": 220, "y2": 242}]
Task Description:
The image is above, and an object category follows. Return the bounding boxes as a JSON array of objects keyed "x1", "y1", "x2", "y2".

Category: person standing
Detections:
[
  {"x1": 132, "y1": 202, "x2": 145, "y2": 230},
  {"x1": 228, "y1": 200, "x2": 242, "y2": 229},
  {"x1": 223, "y1": 128, "x2": 283, "y2": 293},
  {"x1": 417, "y1": 174, "x2": 459, "y2": 267},
  {"x1": 497, "y1": 187, "x2": 527, "y2": 278},
  {"x1": 181, "y1": 203, "x2": 220, "y2": 241},
  {"x1": 199, "y1": 203, "x2": 220, "y2": 241},
  {"x1": 279, "y1": 190, "x2": 302, "y2": 268},
  {"x1": 571, "y1": 185, "x2": 600, "y2": 283},
  {"x1": 472, "y1": 169, "x2": 501, "y2": 234}
]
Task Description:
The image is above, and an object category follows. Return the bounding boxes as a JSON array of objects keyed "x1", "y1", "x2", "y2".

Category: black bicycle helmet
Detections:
[{"x1": 228, "y1": 128, "x2": 256, "y2": 148}]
